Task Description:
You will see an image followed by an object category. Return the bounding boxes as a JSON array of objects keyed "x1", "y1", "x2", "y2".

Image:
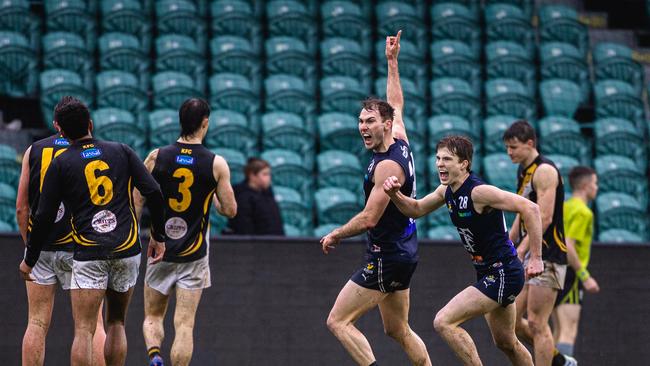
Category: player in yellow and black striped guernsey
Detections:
[
  {"x1": 19, "y1": 96, "x2": 167, "y2": 366},
  {"x1": 135, "y1": 98, "x2": 237, "y2": 366}
]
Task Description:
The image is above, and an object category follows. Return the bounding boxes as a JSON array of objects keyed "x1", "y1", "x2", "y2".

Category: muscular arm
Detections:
[
  {"x1": 385, "y1": 30, "x2": 408, "y2": 144},
  {"x1": 212, "y1": 155, "x2": 237, "y2": 218},
  {"x1": 532, "y1": 164, "x2": 559, "y2": 232},
  {"x1": 565, "y1": 237, "x2": 582, "y2": 271},
  {"x1": 126, "y1": 146, "x2": 166, "y2": 242},
  {"x1": 331, "y1": 160, "x2": 404, "y2": 240},
  {"x1": 133, "y1": 149, "x2": 158, "y2": 221},
  {"x1": 16, "y1": 146, "x2": 31, "y2": 244},
  {"x1": 386, "y1": 183, "x2": 446, "y2": 219}
]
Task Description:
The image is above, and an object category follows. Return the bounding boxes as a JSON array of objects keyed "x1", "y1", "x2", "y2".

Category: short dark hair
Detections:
[
  {"x1": 53, "y1": 96, "x2": 91, "y2": 140},
  {"x1": 179, "y1": 98, "x2": 210, "y2": 138},
  {"x1": 502, "y1": 120, "x2": 537, "y2": 146},
  {"x1": 361, "y1": 97, "x2": 394, "y2": 122},
  {"x1": 244, "y1": 157, "x2": 270, "y2": 178},
  {"x1": 568, "y1": 166, "x2": 596, "y2": 191},
  {"x1": 436, "y1": 135, "x2": 473, "y2": 171}
]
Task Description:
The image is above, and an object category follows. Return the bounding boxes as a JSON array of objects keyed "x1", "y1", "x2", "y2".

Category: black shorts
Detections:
[
  {"x1": 473, "y1": 257, "x2": 525, "y2": 307},
  {"x1": 555, "y1": 267, "x2": 583, "y2": 306},
  {"x1": 351, "y1": 258, "x2": 418, "y2": 293}
]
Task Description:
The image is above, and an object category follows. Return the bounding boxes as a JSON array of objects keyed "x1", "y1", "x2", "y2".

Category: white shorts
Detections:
[
  {"x1": 31, "y1": 251, "x2": 74, "y2": 290},
  {"x1": 70, "y1": 254, "x2": 141, "y2": 293},
  {"x1": 145, "y1": 255, "x2": 211, "y2": 296}
]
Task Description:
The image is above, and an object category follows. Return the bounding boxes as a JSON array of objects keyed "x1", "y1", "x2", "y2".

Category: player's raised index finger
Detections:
[{"x1": 396, "y1": 30, "x2": 402, "y2": 43}]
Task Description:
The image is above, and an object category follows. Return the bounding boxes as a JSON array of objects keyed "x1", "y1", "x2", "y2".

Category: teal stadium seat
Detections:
[
  {"x1": 40, "y1": 70, "x2": 92, "y2": 128},
  {"x1": 598, "y1": 229, "x2": 645, "y2": 244},
  {"x1": 0, "y1": 31, "x2": 37, "y2": 97},
  {"x1": 0, "y1": 182, "x2": 17, "y2": 226},
  {"x1": 376, "y1": 39, "x2": 426, "y2": 93},
  {"x1": 320, "y1": 76, "x2": 367, "y2": 115},
  {"x1": 211, "y1": 0, "x2": 261, "y2": 51},
  {"x1": 376, "y1": 2, "x2": 426, "y2": 54},
  {"x1": 545, "y1": 154, "x2": 580, "y2": 193},
  {"x1": 431, "y1": 0, "x2": 480, "y2": 14},
  {"x1": 264, "y1": 74, "x2": 316, "y2": 123},
  {"x1": 273, "y1": 186, "x2": 312, "y2": 231},
  {"x1": 210, "y1": 147, "x2": 246, "y2": 184},
  {"x1": 375, "y1": 77, "x2": 427, "y2": 123},
  {"x1": 538, "y1": 116, "x2": 590, "y2": 164},
  {"x1": 0, "y1": 220, "x2": 14, "y2": 232},
  {"x1": 539, "y1": 79, "x2": 582, "y2": 117},
  {"x1": 99, "y1": 33, "x2": 148, "y2": 86},
  {"x1": 595, "y1": 155, "x2": 648, "y2": 206},
  {"x1": 156, "y1": 0, "x2": 206, "y2": 52},
  {"x1": 403, "y1": 116, "x2": 426, "y2": 158},
  {"x1": 267, "y1": 36, "x2": 315, "y2": 84},
  {"x1": 428, "y1": 115, "x2": 479, "y2": 152},
  {"x1": 318, "y1": 113, "x2": 365, "y2": 157},
  {"x1": 427, "y1": 225, "x2": 458, "y2": 241},
  {"x1": 153, "y1": 71, "x2": 202, "y2": 110},
  {"x1": 321, "y1": 1, "x2": 371, "y2": 54},
  {"x1": 92, "y1": 108, "x2": 147, "y2": 157},
  {"x1": 430, "y1": 77, "x2": 481, "y2": 125},
  {"x1": 148, "y1": 109, "x2": 180, "y2": 147},
  {"x1": 322, "y1": 38, "x2": 371, "y2": 91},
  {"x1": 96, "y1": 71, "x2": 148, "y2": 121},
  {"x1": 207, "y1": 110, "x2": 258, "y2": 153},
  {"x1": 483, "y1": 153, "x2": 518, "y2": 192},
  {"x1": 485, "y1": 78, "x2": 536, "y2": 122},
  {"x1": 44, "y1": 0, "x2": 96, "y2": 50},
  {"x1": 485, "y1": 0, "x2": 534, "y2": 19},
  {"x1": 267, "y1": 1, "x2": 316, "y2": 53},
  {"x1": 261, "y1": 149, "x2": 313, "y2": 197},
  {"x1": 593, "y1": 42, "x2": 644, "y2": 96},
  {"x1": 483, "y1": 115, "x2": 517, "y2": 153},
  {"x1": 210, "y1": 36, "x2": 261, "y2": 88},
  {"x1": 100, "y1": 0, "x2": 151, "y2": 51},
  {"x1": 315, "y1": 187, "x2": 362, "y2": 225},
  {"x1": 596, "y1": 192, "x2": 647, "y2": 239},
  {"x1": 539, "y1": 42, "x2": 589, "y2": 102},
  {"x1": 594, "y1": 118, "x2": 646, "y2": 170},
  {"x1": 431, "y1": 40, "x2": 481, "y2": 95},
  {"x1": 0, "y1": 0, "x2": 32, "y2": 34},
  {"x1": 539, "y1": 4, "x2": 588, "y2": 56},
  {"x1": 594, "y1": 79, "x2": 646, "y2": 131},
  {"x1": 261, "y1": 112, "x2": 313, "y2": 160},
  {"x1": 209, "y1": 73, "x2": 259, "y2": 118},
  {"x1": 485, "y1": 41, "x2": 535, "y2": 96},
  {"x1": 485, "y1": 4, "x2": 534, "y2": 55},
  {"x1": 156, "y1": 34, "x2": 207, "y2": 92},
  {"x1": 0, "y1": 144, "x2": 20, "y2": 186},
  {"x1": 43, "y1": 32, "x2": 93, "y2": 91},
  {"x1": 431, "y1": 2, "x2": 481, "y2": 55},
  {"x1": 317, "y1": 150, "x2": 363, "y2": 193}
]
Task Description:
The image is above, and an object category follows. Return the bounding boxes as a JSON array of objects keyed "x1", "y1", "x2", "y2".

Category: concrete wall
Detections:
[{"x1": 0, "y1": 235, "x2": 647, "y2": 365}]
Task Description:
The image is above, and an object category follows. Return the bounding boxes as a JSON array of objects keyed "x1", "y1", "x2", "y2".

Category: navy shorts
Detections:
[
  {"x1": 351, "y1": 258, "x2": 418, "y2": 293},
  {"x1": 473, "y1": 257, "x2": 525, "y2": 307},
  {"x1": 555, "y1": 267, "x2": 583, "y2": 306}
]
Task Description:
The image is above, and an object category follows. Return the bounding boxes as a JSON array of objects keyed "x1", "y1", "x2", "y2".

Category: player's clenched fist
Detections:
[{"x1": 383, "y1": 176, "x2": 402, "y2": 196}]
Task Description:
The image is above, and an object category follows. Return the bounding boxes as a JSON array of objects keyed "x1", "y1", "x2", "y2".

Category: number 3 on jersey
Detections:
[
  {"x1": 84, "y1": 160, "x2": 114, "y2": 206},
  {"x1": 169, "y1": 168, "x2": 194, "y2": 212}
]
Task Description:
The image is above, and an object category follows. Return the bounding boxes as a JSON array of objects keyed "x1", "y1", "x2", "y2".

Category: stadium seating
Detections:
[
  {"x1": 539, "y1": 42, "x2": 590, "y2": 102},
  {"x1": 267, "y1": 36, "x2": 316, "y2": 84},
  {"x1": 315, "y1": 187, "x2": 362, "y2": 225},
  {"x1": 376, "y1": 2, "x2": 426, "y2": 54},
  {"x1": 273, "y1": 186, "x2": 312, "y2": 232},
  {"x1": 595, "y1": 155, "x2": 648, "y2": 206},
  {"x1": 594, "y1": 118, "x2": 646, "y2": 170},
  {"x1": 485, "y1": 78, "x2": 536, "y2": 122},
  {"x1": 261, "y1": 112, "x2": 313, "y2": 161},
  {"x1": 594, "y1": 79, "x2": 646, "y2": 131},
  {"x1": 598, "y1": 229, "x2": 645, "y2": 243},
  {"x1": 92, "y1": 108, "x2": 147, "y2": 157},
  {"x1": 427, "y1": 225, "x2": 458, "y2": 241},
  {"x1": 483, "y1": 115, "x2": 517, "y2": 154},
  {"x1": 322, "y1": 38, "x2": 371, "y2": 91},
  {"x1": 539, "y1": 79, "x2": 582, "y2": 117},
  {"x1": 538, "y1": 116, "x2": 590, "y2": 164},
  {"x1": 155, "y1": 0, "x2": 206, "y2": 53},
  {"x1": 261, "y1": 149, "x2": 313, "y2": 198},
  {"x1": 155, "y1": 34, "x2": 207, "y2": 92},
  {"x1": 264, "y1": 74, "x2": 316, "y2": 125},
  {"x1": 98, "y1": 33, "x2": 149, "y2": 86},
  {"x1": 100, "y1": 0, "x2": 151, "y2": 51},
  {"x1": 321, "y1": 1, "x2": 371, "y2": 53},
  {"x1": 318, "y1": 112, "x2": 365, "y2": 157},
  {"x1": 596, "y1": 192, "x2": 647, "y2": 239},
  {"x1": 210, "y1": 36, "x2": 261, "y2": 89},
  {"x1": 153, "y1": 71, "x2": 202, "y2": 110},
  {"x1": 482, "y1": 153, "x2": 518, "y2": 192},
  {"x1": 44, "y1": 0, "x2": 96, "y2": 50},
  {"x1": 148, "y1": 109, "x2": 180, "y2": 147},
  {"x1": 0, "y1": 31, "x2": 37, "y2": 96},
  {"x1": 43, "y1": 32, "x2": 94, "y2": 91},
  {"x1": 96, "y1": 70, "x2": 148, "y2": 121},
  {"x1": 430, "y1": 78, "x2": 481, "y2": 127},
  {"x1": 376, "y1": 39, "x2": 426, "y2": 92},
  {"x1": 210, "y1": 0, "x2": 261, "y2": 51},
  {"x1": 538, "y1": 4, "x2": 589, "y2": 56},
  {"x1": 40, "y1": 70, "x2": 93, "y2": 128},
  {"x1": 485, "y1": 3, "x2": 534, "y2": 55},
  {"x1": 431, "y1": 2, "x2": 481, "y2": 55},
  {"x1": 431, "y1": 40, "x2": 481, "y2": 95},
  {"x1": 209, "y1": 73, "x2": 259, "y2": 118},
  {"x1": 266, "y1": 0, "x2": 317, "y2": 54},
  {"x1": 593, "y1": 42, "x2": 644, "y2": 95},
  {"x1": 317, "y1": 150, "x2": 363, "y2": 193},
  {"x1": 0, "y1": 144, "x2": 19, "y2": 187},
  {"x1": 320, "y1": 76, "x2": 367, "y2": 115},
  {"x1": 485, "y1": 41, "x2": 535, "y2": 96},
  {"x1": 210, "y1": 147, "x2": 246, "y2": 184},
  {"x1": 207, "y1": 110, "x2": 258, "y2": 154},
  {"x1": 0, "y1": 182, "x2": 16, "y2": 227}
]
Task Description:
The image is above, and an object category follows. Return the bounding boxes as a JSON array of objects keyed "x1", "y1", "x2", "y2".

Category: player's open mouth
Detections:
[
  {"x1": 439, "y1": 171, "x2": 449, "y2": 180},
  {"x1": 362, "y1": 133, "x2": 372, "y2": 144}
]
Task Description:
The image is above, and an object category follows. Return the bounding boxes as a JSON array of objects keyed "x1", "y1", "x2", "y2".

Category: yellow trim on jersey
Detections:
[
  {"x1": 54, "y1": 232, "x2": 74, "y2": 244},
  {"x1": 71, "y1": 219, "x2": 98, "y2": 246},
  {"x1": 114, "y1": 178, "x2": 139, "y2": 253},
  {"x1": 517, "y1": 163, "x2": 538, "y2": 196},
  {"x1": 554, "y1": 226, "x2": 567, "y2": 252},
  {"x1": 178, "y1": 188, "x2": 215, "y2": 257}
]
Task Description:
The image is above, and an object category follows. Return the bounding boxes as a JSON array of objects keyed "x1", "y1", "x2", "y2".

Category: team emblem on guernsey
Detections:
[
  {"x1": 165, "y1": 217, "x2": 188, "y2": 240},
  {"x1": 91, "y1": 210, "x2": 117, "y2": 233},
  {"x1": 54, "y1": 202, "x2": 65, "y2": 223},
  {"x1": 176, "y1": 155, "x2": 194, "y2": 165},
  {"x1": 81, "y1": 148, "x2": 102, "y2": 159}
]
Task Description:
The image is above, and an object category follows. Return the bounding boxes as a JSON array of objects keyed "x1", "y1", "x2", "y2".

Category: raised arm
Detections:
[
  {"x1": 16, "y1": 146, "x2": 31, "y2": 244},
  {"x1": 385, "y1": 30, "x2": 408, "y2": 144},
  {"x1": 472, "y1": 184, "x2": 543, "y2": 278},
  {"x1": 133, "y1": 149, "x2": 158, "y2": 221},
  {"x1": 212, "y1": 155, "x2": 237, "y2": 218},
  {"x1": 384, "y1": 177, "x2": 446, "y2": 219}
]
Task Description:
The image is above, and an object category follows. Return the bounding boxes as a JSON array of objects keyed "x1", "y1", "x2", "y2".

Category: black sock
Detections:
[
  {"x1": 148, "y1": 346, "x2": 161, "y2": 360},
  {"x1": 551, "y1": 351, "x2": 566, "y2": 366}
]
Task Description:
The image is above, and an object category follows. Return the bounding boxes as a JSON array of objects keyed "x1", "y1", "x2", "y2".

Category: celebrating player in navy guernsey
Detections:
[
  {"x1": 135, "y1": 98, "x2": 237, "y2": 366},
  {"x1": 384, "y1": 136, "x2": 543, "y2": 365},
  {"x1": 15, "y1": 99, "x2": 106, "y2": 365},
  {"x1": 320, "y1": 31, "x2": 432, "y2": 366},
  {"x1": 19, "y1": 96, "x2": 167, "y2": 366}
]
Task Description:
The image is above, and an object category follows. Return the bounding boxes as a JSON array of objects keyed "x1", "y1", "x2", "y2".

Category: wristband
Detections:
[{"x1": 577, "y1": 268, "x2": 590, "y2": 281}]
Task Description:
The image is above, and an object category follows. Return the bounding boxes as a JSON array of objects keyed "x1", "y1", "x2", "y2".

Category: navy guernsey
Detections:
[
  {"x1": 445, "y1": 173, "x2": 517, "y2": 268},
  {"x1": 364, "y1": 139, "x2": 418, "y2": 263}
]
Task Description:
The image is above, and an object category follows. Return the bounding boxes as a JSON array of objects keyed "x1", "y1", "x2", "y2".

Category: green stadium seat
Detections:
[
  {"x1": 100, "y1": 0, "x2": 151, "y2": 51},
  {"x1": 156, "y1": 0, "x2": 206, "y2": 52},
  {"x1": 210, "y1": 36, "x2": 261, "y2": 87},
  {"x1": 0, "y1": 220, "x2": 14, "y2": 232},
  {"x1": 483, "y1": 115, "x2": 517, "y2": 154},
  {"x1": 431, "y1": 40, "x2": 481, "y2": 94},
  {"x1": 0, "y1": 0, "x2": 35, "y2": 36},
  {"x1": 593, "y1": 42, "x2": 644, "y2": 96},
  {"x1": 483, "y1": 153, "x2": 518, "y2": 192},
  {"x1": 209, "y1": 73, "x2": 259, "y2": 118},
  {"x1": 273, "y1": 186, "x2": 312, "y2": 231},
  {"x1": 430, "y1": 78, "x2": 481, "y2": 125},
  {"x1": 45, "y1": 0, "x2": 96, "y2": 50},
  {"x1": 376, "y1": 39, "x2": 426, "y2": 92},
  {"x1": 594, "y1": 118, "x2": 646, "y2": 169},
  {"x1": 539, "y1": 79, "x2": 582, "y2": 117},
  {"x1": 318, "y1": 112, "x2": 364, "y2": 157},
  {"x1": 485, "y1": 0, "x2": 533, "y2": 18},
  {"x1": 317, "y1": 150, "x2": 363, "y2": 193},
  {"x1": 427, "y1": 153, "x2": 442, "y2": 189},
  {"x1": 211, "y1": 0, "x2": 261, "y2": 51},
  {"x1": 267, "y1": 1, "x2": 316, "y2": 53},
  {"x1": 267, "y1": 36, "x2": 315, "y2": 84},
  {"x1": 206, "y1": 110, "x2": 258, "y2": 153},
  {"x1": 375, "y1": 77, "x2": 427, "y2": 123},
  {"x1": 427, "y1": 225, "x2": 458, "y2": 241},
  {"x1": 539, "y1": 5, "x2": 588, "y2": 56},
  {"x1": 426, "y1": 198, "x2": 453, "y2": 228},
  {"x1": 320, "y1": 76, "x2": 367, "y2": 115},
  {"x1": 153, "y1": 71, "x2": 202, "y2": 110},
  {"x1": 321, "y1": 1, "x2": 371, "y2": 52},
  {"x1": 98, "y1": 33, "x2": 148, "y2": 84},
  {"x1": 43, "y1": 32, "x2": 93, "y2": 91},
  {"x1": 156, "y1": 34, "x2": 207, "y2": 92},
  {"x1": 596, "y1": 192, "x2": 647, "y2": 238},
  {"x1": 92, "y1": 108, "x2": 147, "y2": 157},
  {"x1": 264, "y1": 75, "x2": 316, "y2": 122},
  {"x1": 261, "y1": 112, "x2": 313, "y2": 160},
  {"x1": 403, "y1": 116, "x2": 426, "y2": 157},
  {"x1": 598, "y1": 229, "x2": 645, "y2": 244},
  {"x1": 315, "y1": 187, "x2": 362, "y2": 225},
  {"x1": 545, "y1": 154, "x2": 580, "y2": 192},
  {"x1": 431, "y1": 2, "x2": 481, "y2": 55},
  {"x1": 432, "y1": 0, "x2": 480, "y2": 14},
  {"x1": 40, "y1": 70, "x2": 92, "y2": 128},
  {"x1": 0, "y1": 144, "x2": 19, "y2": 186},
  {"x1": 539, "y1": 42, "x2": 589, "y2": 101},
  {"x1": 428, "y1": 115, "x2": 478, "y2": 152},
  {"x1": 210, "y1": 147, "x2": 247, "y2": 184},
  {"x1": 148, "y1": 109, "x2": 179, "y2": 147},
  {"x1": 538, "y1": 116, "x2": 590, "y2": 164},
  {"x1": 0, "y1": 31, "x2": 37, "y2": 97},
  {"x1": 283, "y1": 224, "x2": 305, "y2": 237},
  {"x1": 595, "y1": 155, "x2": 648, "y2": 206},
  {"x1": 485, "y1": 41, "x2": 535, "y2": 96},
  {"x1": 376, "y1": 2, "x2": 426, "y2": 54},
  {"x1": 96, "y1": 71, "x2": 148, "y2": 120},
  {"x1": 261, "y1": 149, "x2": 312, "y2": 197},
  {"x1": 485, "y1": 4, "x2": 534, "y2": 55},
  {"x1": 485, "y1": 78, "x2": 536, "y2": 121},
  {"x1": 0, "y1": 182, "x2": 16, "y2": 226},
  {"x1": 322, "y1": 38, "x2": 371, "y2": 90},
  {"x1": 594, "y1": 79, "x2": 646, "y2": 130}
]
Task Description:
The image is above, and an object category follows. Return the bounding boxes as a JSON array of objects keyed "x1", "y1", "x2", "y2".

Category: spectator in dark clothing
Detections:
[{"x1": 225, "y1": 158, "x2": 285, "y2": 235}]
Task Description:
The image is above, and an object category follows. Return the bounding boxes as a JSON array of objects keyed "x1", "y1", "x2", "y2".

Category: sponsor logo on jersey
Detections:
[
  {"x1": 165, "y1": 217, "x2": 188, "y2": 240},
  {"x1": 54, "y1": 202, "x2": 65, "y2": 223},
  {"x1": 81, "y1": 148, "x2": 102, "y2": 159},
  {"x1": 458, "y1": 211, "x2": 472, "y2": 218},
  {"x1": 91, "y1": 210, "x2": 117, "y2": 233},
  {"x1": 54, "y1": 138, "x2": 70, "y2": 146},
  {"x1": 176, "y1": 155, "x2": 194, "y2": 165}
]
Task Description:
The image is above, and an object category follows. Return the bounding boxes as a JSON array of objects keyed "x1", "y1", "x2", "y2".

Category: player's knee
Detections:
[
  {"x1": 527, "y1": 317, "x2": 548, "y2": 335},
  {"x1": 433, "y1": 311, "x2": 450, "y2": 334},
  {"x1": 383, "y1": 324, "x2": 409, "y2": 340},
  {"x1": 27, "y1": 316, "x2": 51, "y2": 332},
  {"x1": 326, "y1": 313, "x2": 341, "y2": 334},
  {"x1": 493, "y1": 335, "x2": 516, "y2": 353}
]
